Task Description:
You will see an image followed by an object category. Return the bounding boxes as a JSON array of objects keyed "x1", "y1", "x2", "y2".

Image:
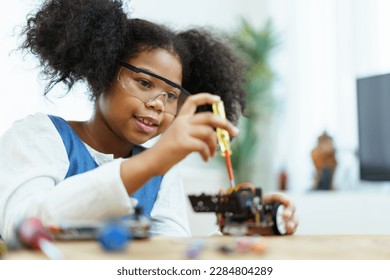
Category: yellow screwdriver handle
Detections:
[{"x1": 212, "y1": 101, "x2": 232, "y2": 157}]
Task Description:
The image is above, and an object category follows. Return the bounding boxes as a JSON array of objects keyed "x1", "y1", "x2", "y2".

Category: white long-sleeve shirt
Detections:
[{"x1": 0, "y1": 113, "x2": 191, "y2": 243}]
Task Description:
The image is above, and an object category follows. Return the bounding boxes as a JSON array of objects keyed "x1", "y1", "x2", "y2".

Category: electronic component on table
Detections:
[
  {"x1": 47, "y1": 206, "x2": 150, "y2": 241},
  {"x1": 47, "y1": 220, "x2": 107, "y2": 240},
  {"x1": 188, "y1": 183, "x2": 286, "y2": 236}
]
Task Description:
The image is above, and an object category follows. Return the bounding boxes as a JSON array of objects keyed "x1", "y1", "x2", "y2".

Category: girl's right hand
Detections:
[{"x1": 151, "y1": 93, "x2": 239, "y2": 174}]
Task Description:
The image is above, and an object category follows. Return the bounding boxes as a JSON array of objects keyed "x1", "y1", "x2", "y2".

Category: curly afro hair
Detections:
[
  {"x1": 21, "y1": 0, "x2": 129, "y2": 99},
  {"x1": 20, "y1": 0, "x2": 246, "y2": 124},
  {"x1": 177, "y1": 29, "x2": 246, "y2": 125}
]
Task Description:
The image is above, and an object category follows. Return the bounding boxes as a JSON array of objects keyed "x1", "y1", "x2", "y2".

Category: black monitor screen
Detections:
[{"x1": 357, "y1": 73, "x2": 390, "y2": 181}]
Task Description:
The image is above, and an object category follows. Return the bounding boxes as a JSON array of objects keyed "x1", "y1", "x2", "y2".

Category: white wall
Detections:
[{"x1": 0, "y1": 1, "x2": 93, "y2": 134}]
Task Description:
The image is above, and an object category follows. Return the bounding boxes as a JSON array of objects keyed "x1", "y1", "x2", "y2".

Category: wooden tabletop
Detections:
[{"x1": 3, "y1": 235, "x2": 390, "y2": 260}]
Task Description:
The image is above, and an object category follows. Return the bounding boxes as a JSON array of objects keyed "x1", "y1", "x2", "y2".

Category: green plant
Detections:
[{"x1": 228, "y1": 18, "x2": 279, "y2": 184}]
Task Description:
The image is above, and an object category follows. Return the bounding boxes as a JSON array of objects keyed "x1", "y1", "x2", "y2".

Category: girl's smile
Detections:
[{"x1": 134, "y1": 115, "x2": 160, "y2": 134}]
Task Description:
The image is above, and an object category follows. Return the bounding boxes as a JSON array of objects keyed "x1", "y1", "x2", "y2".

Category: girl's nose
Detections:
[{"x1": 144, "y1": 92, "x2": 167, "y2": 112}]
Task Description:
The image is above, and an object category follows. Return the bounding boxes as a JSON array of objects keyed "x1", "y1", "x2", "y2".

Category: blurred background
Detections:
[{"x1": 1, "y1": 0, "x2": 390, "y2": 236}]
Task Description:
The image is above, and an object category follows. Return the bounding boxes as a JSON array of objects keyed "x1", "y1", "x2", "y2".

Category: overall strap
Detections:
[{"x1": 48, "y1": 115, "x2": 98, "y2": 178}]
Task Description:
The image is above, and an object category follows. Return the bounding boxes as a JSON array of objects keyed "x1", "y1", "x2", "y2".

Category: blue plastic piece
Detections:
[{"x1": 98, "y1": 222, "x2": 130, "y2": 252}]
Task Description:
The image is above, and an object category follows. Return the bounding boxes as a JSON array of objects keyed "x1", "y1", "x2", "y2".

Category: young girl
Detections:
[{"x1": 0, "y1": 0, "x2": 298, "y2": 243}]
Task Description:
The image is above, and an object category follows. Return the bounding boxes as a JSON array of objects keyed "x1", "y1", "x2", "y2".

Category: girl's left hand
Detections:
[{"x1": 263, "y1": 193, "x2": 299, "y2": 235}]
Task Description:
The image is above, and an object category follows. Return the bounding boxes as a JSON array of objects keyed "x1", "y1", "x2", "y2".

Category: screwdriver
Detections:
[
  {"x1": 212, "y1": 100, "x2": 236, "y2": 189},
  {"x1": 18, "y1": 217, "x2": 65, "y2": 260}
]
